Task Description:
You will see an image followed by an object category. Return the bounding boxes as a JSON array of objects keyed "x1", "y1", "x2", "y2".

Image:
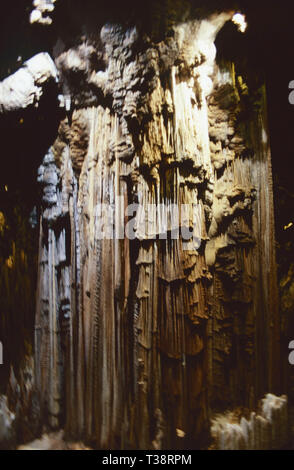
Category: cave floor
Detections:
[{"x1": 17, "y1": 431, "x2": 91, "y2": 450}]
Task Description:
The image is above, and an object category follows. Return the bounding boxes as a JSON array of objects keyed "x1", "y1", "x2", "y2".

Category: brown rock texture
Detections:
[
  {"x1": 32, "y1": 11, "x2": 281, "y2": 449},
  {"x1": 211, "y1": 394, "x2": 288, "y2": 450}
]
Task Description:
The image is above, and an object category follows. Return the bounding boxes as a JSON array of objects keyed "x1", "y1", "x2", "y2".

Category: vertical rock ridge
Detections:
[{"x1": 32, "y1": 12, "x2": 281, "y2": 449}]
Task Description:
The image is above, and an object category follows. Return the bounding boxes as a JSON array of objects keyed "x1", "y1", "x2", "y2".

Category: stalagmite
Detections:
[{"x1": 211, "y1": 394, "x2": 288, "y2": 450}]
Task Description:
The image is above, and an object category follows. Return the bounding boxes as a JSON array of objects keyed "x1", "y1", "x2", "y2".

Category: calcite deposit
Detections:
[
  {"x1": 211, "y1": 394, "x2": 288, "y2": 450},
  {"x1": 0, "y1": 0, "x2": 285, "y2": 450},
  {"x1": 0, "y1": 53, "x2": 58, "y2": 113},
  {"x1": 31, "y1": 8, "x2": 281, "y2": 449}
]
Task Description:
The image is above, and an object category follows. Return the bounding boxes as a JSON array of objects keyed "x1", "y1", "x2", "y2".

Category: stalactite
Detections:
[
  {"x1": 0, "y1": 0, "x2": 290, "y2": 452},
  {"x1": 20, "y1": 7, "x2": 281, "y2": 450},
  {"x1": 0, "y1": 53, "x2": 58, "y2": 113}
]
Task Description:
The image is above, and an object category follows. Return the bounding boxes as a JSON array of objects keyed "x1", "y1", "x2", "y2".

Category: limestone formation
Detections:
[
  {"x1": 0, "y1": 1, "x2": 285, "y2": 450},
  {"x1": 32, "y1": 10, "x2": 281, "y2": 449},
  {"x1": 30, "y1": 0, "x2": 57, "y2": 26},
  {"x1": 211, "y1": 394, "x2": 288, "y2": 450},
  {"x1": 0, "y1": 53, "x2": 58, "y2": 113}
]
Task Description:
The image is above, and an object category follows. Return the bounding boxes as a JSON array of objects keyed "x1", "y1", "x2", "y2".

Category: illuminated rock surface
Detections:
[
  {"x1": 0, "y1": 53, "x2": 58, "y2": 113},
  {"x1": 211, "y1": 394, "x2": 288, "y2": 450},
  {"x1": 0, "y1": 1, "x2": 288, "y2": 450}
]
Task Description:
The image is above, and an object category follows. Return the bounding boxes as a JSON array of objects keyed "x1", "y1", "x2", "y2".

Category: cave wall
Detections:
[{"x1": 29, "y1": 9, "x2": 281, "y2": 449}]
